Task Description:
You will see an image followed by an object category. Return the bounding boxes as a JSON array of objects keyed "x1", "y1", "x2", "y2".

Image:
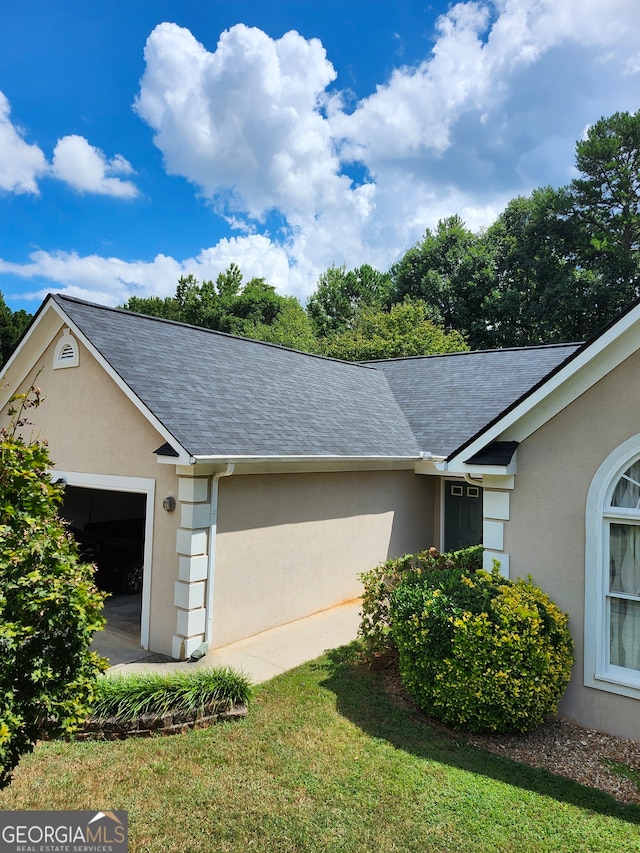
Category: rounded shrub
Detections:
[
  {"x1": 358, "y1": 545, "x2": 483, "y2": 660},
  {"x1": 390, "y1": 567, "x2": 574, "y2": 734}
]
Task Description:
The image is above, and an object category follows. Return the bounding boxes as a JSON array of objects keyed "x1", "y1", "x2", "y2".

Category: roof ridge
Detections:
[
  {"x1": 363, "y1": 341, "x2": 582, "y2": 364},
  {"x1": 51, "y1": 293, "x2": 379, "y2": 372}
]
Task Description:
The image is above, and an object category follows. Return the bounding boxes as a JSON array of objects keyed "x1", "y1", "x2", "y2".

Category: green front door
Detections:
[{"x1": 444, "y1": 479, "x2": 483, "y2": 551}]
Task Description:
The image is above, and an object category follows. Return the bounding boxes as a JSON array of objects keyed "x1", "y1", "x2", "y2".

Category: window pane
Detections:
[
  {"x1": 611, "y1": 461, "x2": 640, "y2": 508},
  {"x1": 610, "y1": 598, "x2": 640, "y2": 671},
  {"x1": 609, "y1": 523, "x2": 640, "y2": 594}
]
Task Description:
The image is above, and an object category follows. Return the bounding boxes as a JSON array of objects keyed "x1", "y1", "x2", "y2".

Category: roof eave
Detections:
[
  {"x1": 191, "y1": 453, "x2": 423, "y2": 464},
  {"x1": 443, "y1": 298, "x2": 640, "y2": 472},
  {"x1": 181, "y1": 452, "x2": 431, "y2": 475}
]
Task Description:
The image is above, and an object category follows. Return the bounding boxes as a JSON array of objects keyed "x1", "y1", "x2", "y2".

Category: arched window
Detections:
[{"x1": 585, "y1": 437, "x2": 640, "y2": 698}]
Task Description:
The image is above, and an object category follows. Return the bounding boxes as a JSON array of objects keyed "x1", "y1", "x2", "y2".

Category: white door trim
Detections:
[{"x1": 55, "y1": 470, "x2": 155, "y2": 650}]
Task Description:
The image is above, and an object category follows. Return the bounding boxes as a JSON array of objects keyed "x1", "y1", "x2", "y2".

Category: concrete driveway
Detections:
[{"x1": 92, "y1": 599, "x2": 363, "y2": 685}]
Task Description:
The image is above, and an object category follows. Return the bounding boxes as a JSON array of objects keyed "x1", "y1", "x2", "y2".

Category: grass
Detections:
[
  {"x1": 603, "y1": 759, "x2": 640, "y2": 791},
  {"x1": 90, "y1": 666, "x2": 252, "y2": 721},
  {"x1": 1, "y1": 644, "x2": 639, "y2": 852}
]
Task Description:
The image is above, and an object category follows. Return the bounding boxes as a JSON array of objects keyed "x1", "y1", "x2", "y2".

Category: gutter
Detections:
[{"x1": 191, "y1": 453, "x2": 424, "y2": 465}]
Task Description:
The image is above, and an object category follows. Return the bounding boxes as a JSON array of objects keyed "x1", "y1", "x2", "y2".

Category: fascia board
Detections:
[
  {"x1": 462, "y1": 462, "x2": 516, "y2": 477},
  {"x1": 0, "y1": 303, "x2": 63, "y2": 409},
  {"x1": 445, "y1": 307, "x2": 640, "y2": 471},
  {"x1": 47, "y1": 300, "x2": 190, "y2": 462}
]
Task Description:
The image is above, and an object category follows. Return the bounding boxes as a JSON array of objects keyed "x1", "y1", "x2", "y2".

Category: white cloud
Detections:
[
  {"x1": 51, "y1": 135, "x2": 139, "y2": 198},
  {"x1": 334, "y1": 0, "x2": 640, "y2": 178},
  {"x1": 135, "y1": 22, "x2": 343, "y2": 221},
  {"x1": 0, "y1": 90, "x2": 48, "y2": 194},
  {"x1": 0, "y1": 250, "x2": 181, "y2": 305},
  {"x1": 2, "y1": 1, "x2": 640, "y2": 308},
  {"x1": 0, "y1": 237, "x2": 298, "y2": 305},
  {"x1": 128, "y1": 2, "x2": 639, "y2": 305},
  {"x1": 0, "y1": 90, "x2": 139, "y2": 199}
]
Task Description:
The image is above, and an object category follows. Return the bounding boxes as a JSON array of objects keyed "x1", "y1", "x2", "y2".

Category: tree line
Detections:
[{"x1": 2, "y1": 109, "x2": 638, "y2": 366}]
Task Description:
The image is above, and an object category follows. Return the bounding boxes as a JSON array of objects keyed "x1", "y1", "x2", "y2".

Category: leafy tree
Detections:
[
  {"x1": 120, "y1": 294, "x2": 182, "y2": 322},
  {"x1": 0, "y1": 293, "x2": 31, "y2": 368},
  {"x1": 571, "y1": 110, "x2": 640, "y2": 312},
  {"x1": 307, "y1": 264, "x2": 393, "y2": 337},
  {"x1": 122, "y1": 266, "x2": 317, "y2": 350},
  {"x1": 484, "y1": 187, "x2": 601, "y2": 345},
  {"x1": 320, "y1": 301, "x2": 468, "y2": 361},
  {"x1": 0, "y1": 385, "x2": 106, "y2": 787},
  {"x1": 390, "y1": 216, "x2": 495, "y2": 349},
  {"x1": 386, "y1": 112, "x2": 640, "y2": 348},
  {"x1": 244, "y1": 296, "x2": 319, "y2": 352}
]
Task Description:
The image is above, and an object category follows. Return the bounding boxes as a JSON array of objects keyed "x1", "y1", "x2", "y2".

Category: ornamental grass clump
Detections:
[
  {"x1": 390, "y1": 566, "x2": 574, "y2": 734},
  {"x1": 91, "y1": 667, "x2": 253, "y2": 723}
]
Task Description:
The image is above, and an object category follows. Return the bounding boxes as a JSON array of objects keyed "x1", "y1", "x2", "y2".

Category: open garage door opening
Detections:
[{"x1": 61, "y1": 485, "x2": 147, "y2": 642}]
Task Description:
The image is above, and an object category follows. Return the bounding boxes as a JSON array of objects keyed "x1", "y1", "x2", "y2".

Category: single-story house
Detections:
[{"x1": 2, "y1": 292, "x2": 640, "y2": 742}]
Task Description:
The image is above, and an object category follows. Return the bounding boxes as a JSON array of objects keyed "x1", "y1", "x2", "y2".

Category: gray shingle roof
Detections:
[
  {"x1": 53, "y1": 295, "x2": 420, "y2": 458},
  {"x1": 51, "y1": 295, "x2": 581, "y2": 462},
  {"x1": 367, "y1": 344, "x2": 581, "y2": 458}
]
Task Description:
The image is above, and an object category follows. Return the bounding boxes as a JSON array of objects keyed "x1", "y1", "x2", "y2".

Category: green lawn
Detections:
[{"x1": 1, "y1": 645, "x2": 639, "y2": 852}]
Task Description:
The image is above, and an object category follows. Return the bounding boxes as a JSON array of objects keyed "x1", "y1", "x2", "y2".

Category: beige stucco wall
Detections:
[
  {"x1": 211, "y1": 469, "x2": 435, "y2": 647},
  {"x1": 4, "y1": 327, "x2": 181, "y2": 657},
  {"x1": 3, "y1": 322, "x2": 439, "y2": 658},
  {"x1": 504, "y1": 348, "x2": 640, "y2": 739}
]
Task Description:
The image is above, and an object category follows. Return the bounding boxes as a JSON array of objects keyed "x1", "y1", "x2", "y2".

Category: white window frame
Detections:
[{"x1": 585, "y1": 434, "x2": 640, "y2": 699}]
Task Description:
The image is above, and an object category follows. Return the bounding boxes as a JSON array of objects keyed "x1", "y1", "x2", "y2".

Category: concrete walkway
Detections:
[{"x1": 93, "y1": 599, "x2": 362, "y2": 685}]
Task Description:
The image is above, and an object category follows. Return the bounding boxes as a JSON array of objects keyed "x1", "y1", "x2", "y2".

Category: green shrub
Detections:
[
  {"x1": 357, "y1": 545, "x2": 482, "y2": 659},
  {"x1": 0, "y1": 385, "x2": 106, "y2": 787},
  {"x1": 91, "y1": 667, "x2": 253, "y2": 722},
  {"x1": 390, "y1": 566, "x2": 574, "y2": 733}
]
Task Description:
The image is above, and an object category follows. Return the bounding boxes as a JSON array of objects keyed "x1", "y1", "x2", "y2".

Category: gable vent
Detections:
[{"x1": 53, "y1": 328, "x2": 79, "y2": 369}]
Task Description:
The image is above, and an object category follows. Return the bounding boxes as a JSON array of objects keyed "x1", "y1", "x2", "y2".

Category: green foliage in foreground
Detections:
[
  {"x1": 358, "y1": 545, "x2": 483, "y2": 659},
  {"x1": 391, "y1": 567, "x2": 574, "y2": 734},
  {"x1": 91, "y1": 667, "x2": 253, "y2": 722},
  {"x1": 0, "y1": 651, "x2": 638, "y2": 852},
  {"x1": 0, "y1": 385, "x2": 106, "y2": 788}
]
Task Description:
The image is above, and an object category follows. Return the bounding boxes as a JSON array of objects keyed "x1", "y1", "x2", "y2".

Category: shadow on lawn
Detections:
[{"x1": 318, "y1": 644, "x2": 640, "y2": 826}]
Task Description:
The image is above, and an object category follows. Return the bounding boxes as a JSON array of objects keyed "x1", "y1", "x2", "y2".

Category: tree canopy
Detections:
[
  {"x1": 121, "y1": 266, "x2": 318, "y2": 351},
  {"x1": 306, "y1": 264, "x2": 394, "y2": 337},
  {"x1": 320, "y1": 301, "x2": 468, "y2": 361},
  {"x1": 0, "y1": 294, "x2": 31, "y2": 368},
  {"x1": 388, "y1": 110, "x2": 640, "y2": 347},
  {"x1": 571, "y1": 110, "x2": 640, "y2": 314}
]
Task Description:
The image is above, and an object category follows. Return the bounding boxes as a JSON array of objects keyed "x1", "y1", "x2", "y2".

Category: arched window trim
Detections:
[
  {"x1": 585, "y1": 434, "x2": 640, "y2": 699},
  {"x1": 53, "y1": 328, "x2": 79, "y2": 369}
]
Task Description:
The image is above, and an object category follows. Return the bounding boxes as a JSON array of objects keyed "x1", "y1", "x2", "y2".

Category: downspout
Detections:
[
  {"x1": 204, "y1": 464, "x2": 234, "y2": 649},
  {"x1": 464, "y1": 472, "x2": 483, "y2": 487}
]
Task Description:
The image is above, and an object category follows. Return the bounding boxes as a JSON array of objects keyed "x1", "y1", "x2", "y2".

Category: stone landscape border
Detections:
[{"x1": 43, "y1": 703, "x2": 249, "y2": 742}]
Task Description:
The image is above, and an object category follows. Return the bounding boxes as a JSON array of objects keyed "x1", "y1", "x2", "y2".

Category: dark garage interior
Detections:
[{"x1": 61, "y1": 485, "x2": 146, "y2": 640}]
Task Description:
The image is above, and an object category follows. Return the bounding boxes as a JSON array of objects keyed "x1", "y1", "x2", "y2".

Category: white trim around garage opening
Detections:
[{"x1": 54, "y1": 470, "x2": 155, "y2": 651}]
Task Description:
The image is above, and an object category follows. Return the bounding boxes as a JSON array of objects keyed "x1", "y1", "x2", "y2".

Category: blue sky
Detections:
[{"x1": 1, "y1": 0, "x2": 639, "y2": 313}]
